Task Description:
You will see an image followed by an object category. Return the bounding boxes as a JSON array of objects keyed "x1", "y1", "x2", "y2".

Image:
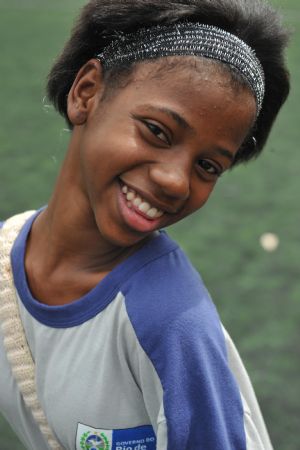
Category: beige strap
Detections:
[{"x1": 0, "y1": 211, "x2": 63, "y2": 450}]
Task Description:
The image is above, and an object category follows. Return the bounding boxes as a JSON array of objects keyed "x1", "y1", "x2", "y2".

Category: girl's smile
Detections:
[
  {"x1": 121, "y1": 183, "x2": 165, "y2": 220},
  {"x1": 118, "y1": 181, "x2": 165, "y2": 233}
]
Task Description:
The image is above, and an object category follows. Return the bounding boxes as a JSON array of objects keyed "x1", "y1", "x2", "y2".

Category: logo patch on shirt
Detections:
[{"x1": 76, "y1": 423, "x2": 156, "y2": 450}]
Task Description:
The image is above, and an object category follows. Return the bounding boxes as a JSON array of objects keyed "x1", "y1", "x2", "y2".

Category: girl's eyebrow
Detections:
[
  {"x1": 210, "y1": 148, "x2": 235, "y2": 163},
  {"x1": 139, "y1": 104, "x2": 235, "y2": 163},
  {"x1": 140, "y1": 104, "x2": 193, "y2": 132}
]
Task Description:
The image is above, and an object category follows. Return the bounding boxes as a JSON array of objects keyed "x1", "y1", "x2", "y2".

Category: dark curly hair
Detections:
[{"x1": 47, "y1": 0, "x2": 290, "y2": 165}]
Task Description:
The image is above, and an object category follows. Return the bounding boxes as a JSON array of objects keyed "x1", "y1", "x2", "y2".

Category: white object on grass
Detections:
[{"x1": 260, "y1": 233, "x2": 280, "y2": 252}]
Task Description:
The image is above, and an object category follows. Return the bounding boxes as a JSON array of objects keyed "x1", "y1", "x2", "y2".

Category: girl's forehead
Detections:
[
  {"x1": 122, "y1": 57, "x2": 254, "y2": 107},
  {"x1": 132, "y1": 56, "x2": 231, "y2": 83},
  {"x1": 122, "y1": 56, "x2": 249, "y2": 106}
]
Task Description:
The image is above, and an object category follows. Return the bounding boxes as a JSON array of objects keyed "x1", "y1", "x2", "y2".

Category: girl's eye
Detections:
[
  {"x1": 197, "y1": 159, "x2": 222, "y2": 177},
  {"x1": 144, "y1": 121, "x2": 171, "y2": 145}
]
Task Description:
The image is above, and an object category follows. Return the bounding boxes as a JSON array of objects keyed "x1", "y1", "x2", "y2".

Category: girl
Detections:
[{"x1": 0, "y1": 0, "x2": 290, "y2": 449}]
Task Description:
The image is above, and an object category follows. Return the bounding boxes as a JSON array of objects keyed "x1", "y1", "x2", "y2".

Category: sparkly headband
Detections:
[{"x1": 97, "y1": 22, "x2": 265, "y2": 115}]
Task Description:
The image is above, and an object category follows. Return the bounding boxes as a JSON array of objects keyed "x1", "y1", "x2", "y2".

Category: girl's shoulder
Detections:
[{"x1": 122, "y1": 231, "x2": 221, "y2": 344}]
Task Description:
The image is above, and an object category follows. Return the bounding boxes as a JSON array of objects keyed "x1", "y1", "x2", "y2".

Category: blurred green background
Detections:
[{"x1": 0, "y1": 0, "x2": 299, "y2": 449}]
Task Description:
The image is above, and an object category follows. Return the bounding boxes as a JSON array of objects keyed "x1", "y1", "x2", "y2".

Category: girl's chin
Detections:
[{"x1": 97, "y1": 224, "x2": 155, "y2": 251}]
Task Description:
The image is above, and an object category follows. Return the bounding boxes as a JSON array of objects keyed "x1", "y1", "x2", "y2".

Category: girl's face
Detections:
[{"x1": 73, "y1": 59, "x2": 256, "y2": 248}]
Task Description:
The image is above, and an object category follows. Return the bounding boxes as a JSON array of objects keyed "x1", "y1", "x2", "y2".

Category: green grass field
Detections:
[{"x1": 0, "y1": 1, "x2": 299, "y2": 449}]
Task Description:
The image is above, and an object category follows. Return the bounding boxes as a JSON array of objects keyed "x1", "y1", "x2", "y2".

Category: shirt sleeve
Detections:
[
  {"x1": 124, "y1": 244, "x2": 272, "y2": 450},
  {"x1": 134, "y1": 306, "x2": 248, "y2": 449}
]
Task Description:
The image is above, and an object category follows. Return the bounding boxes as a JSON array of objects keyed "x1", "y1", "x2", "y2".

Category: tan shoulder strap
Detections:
[{"x1": 0, "y1": 211, "x2": 63, "y2": 450}]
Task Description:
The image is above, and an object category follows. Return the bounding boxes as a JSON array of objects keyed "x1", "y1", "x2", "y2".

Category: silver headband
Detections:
[{"x1": 97, "y1": 22, "x2": 265, "y2": 116}]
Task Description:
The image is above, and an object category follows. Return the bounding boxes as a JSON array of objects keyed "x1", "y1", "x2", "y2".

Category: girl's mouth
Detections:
[
  {"x1": 121, "y1": 184, "x2": 164, "y2": 220},
  {"x1": 118, "y1": 182, "x2": 165, "y2": 233}
]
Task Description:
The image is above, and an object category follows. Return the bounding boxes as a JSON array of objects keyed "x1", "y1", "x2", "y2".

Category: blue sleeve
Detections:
[
  {"x1": 0, "y1": 222, "x2": 3, "y2": 229},
  {"x1": 124, "y1": 247, "x2": 247, "y2": 450}
]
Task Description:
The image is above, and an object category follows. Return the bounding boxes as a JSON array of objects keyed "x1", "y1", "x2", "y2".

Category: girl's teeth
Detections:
[
  {"x1": 126, "y1": 191, "x2": 135, "y2": 201},
  {"x1": 133, "y1": 196, "x2": 142, "y2": 207},
  {"x1": 146, "y1": 208, "x2": 158, "y2": 218},
  {"x1": 122, "y1": 184, "x2": 164, "y2": 219},
  {"x1": 138, "y1": 202, "x2": 151, "y2": 213}
]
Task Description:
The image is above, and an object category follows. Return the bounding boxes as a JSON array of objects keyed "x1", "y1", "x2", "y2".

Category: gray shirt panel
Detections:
[{"x1": 9, "y1": 292, "x2": 163, "y2": 449}]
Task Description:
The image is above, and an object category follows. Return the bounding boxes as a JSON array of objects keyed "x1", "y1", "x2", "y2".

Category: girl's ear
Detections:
[{"x1": 67, "y1": 59, "x2": 104, "y2": 126}]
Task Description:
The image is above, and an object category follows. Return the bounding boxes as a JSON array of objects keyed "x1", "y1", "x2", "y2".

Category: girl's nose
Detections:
[{"x1": 149, "y1": 162, "x2": 190, "y2": 203}]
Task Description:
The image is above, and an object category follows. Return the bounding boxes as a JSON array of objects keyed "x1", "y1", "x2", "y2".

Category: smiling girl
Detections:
[{"x1": 0, "y1": 1, "x2": 290, "y2": 449}]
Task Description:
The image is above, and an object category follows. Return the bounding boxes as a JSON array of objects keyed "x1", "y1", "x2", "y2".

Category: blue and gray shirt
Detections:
[{"x1": 0, "y1": 212, "x2": 273, "y2": 450}]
